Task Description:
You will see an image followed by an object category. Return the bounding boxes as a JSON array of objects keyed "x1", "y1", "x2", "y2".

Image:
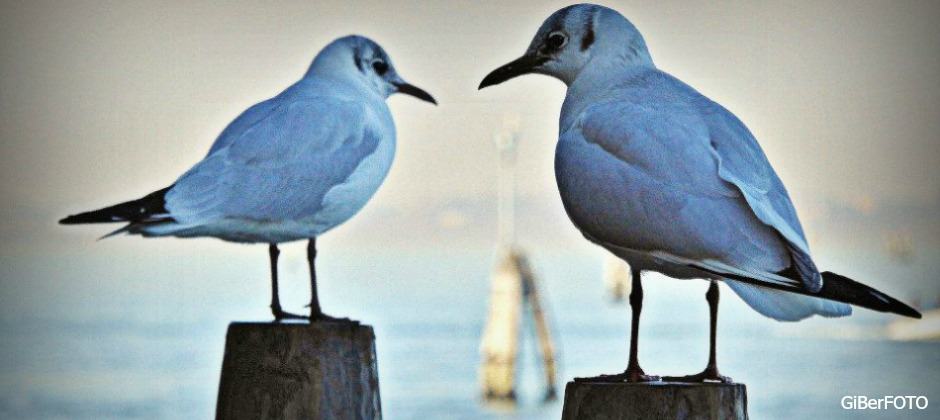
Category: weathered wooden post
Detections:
[
  {"x1": 479, "y1": 122, "x2": 559, "y2": 401},
  {"x1": 561, "y1": 381, "x2": 748, "y2": 420},
  {"x1": 215, "y1": 321, "x2": 381, "y2": 420}
]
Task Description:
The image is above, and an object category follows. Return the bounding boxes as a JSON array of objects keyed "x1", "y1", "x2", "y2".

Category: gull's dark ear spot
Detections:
[
  {"x1": 352, "y1": 47, "x2": 363, "y2": 72},
  {"x1": 581, "y1": 20, "x2": 595, "y2": 51}
]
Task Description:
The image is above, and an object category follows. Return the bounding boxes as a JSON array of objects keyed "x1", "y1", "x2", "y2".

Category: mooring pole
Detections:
[{"x1": 216, "y1": 322, "x2": 382, "y2": 420}]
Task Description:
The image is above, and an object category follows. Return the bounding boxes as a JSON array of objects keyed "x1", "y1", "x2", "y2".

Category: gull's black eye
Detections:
[
  {"x1": 546, "y1": 32, "x2": 567, "y2": 50},
  {"x1": 372, "y1": 60, "x2": 388, "y2": 75}
]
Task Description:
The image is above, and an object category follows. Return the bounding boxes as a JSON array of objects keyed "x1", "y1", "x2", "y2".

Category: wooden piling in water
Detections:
[
  {"x1": 561, "y1": 381, "x2": 748, "y2": 420},
  {"x1": 479, "y1": 250, "x2": 523, "y2": 400},
  {"x1": 215, "y1": 322, "x2": 381, "y2": 420},
  {"x1": 480, "y1": 249, "x2": 558, "y2": 401}
]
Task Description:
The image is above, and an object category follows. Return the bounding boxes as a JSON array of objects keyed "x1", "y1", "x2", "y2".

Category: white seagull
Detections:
[
  {"x1": 61, "y1": 35, "x2": 436, "y2": 322},
  {"x1": 479, "y1": 4, "x2": 920, "y2": 382}
]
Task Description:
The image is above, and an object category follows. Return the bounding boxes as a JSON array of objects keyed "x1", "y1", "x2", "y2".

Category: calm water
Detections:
[{"x1": 1, "y1": 246, "x2": 938, "y2": 419}]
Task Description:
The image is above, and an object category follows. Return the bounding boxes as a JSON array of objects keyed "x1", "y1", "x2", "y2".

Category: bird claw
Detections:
[
  {"x1": 310, "y1": 312, "x2": 354, "y2": 324},
  {"x1": 575, "y1": 366, "x2": 660, "y2": 383},
  {"x1": 272, "y1": 303, "x2": 353, "y2": 324},
  {"x1": 663, "y1": 368, "x2": 732, "y2": 383},
  {"x1": 271, "y1": 307, "x2": 308, "y2": 322},
  {"x1": 304, "y1": 303, "x2": 354, "y2": 323}
]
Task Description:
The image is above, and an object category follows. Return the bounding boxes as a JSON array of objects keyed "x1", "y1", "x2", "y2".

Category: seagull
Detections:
[
  {"x1": 60, "y1": 35, "x2": 436, "y2": 322},
  {"x1": 479, "y1": 4, "x2": 920, "y2": 383}
]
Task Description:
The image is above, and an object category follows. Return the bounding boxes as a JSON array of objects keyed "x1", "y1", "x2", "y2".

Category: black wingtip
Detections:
[
  {"x1": 894, "y1": 301, "x2": 922, "y2": 319},
  {"x1": 59, "y1": 213, "x2": 96, "y2": 225},
  {"x1": 59, "y1": 214, "x2": 85, "y2": 225},
  {"x1": 59, "y1": 210, "x2": 121, "y2": 225},
  {"x1": 684, "y1": 263, "x2": 924, "y2": 319},
  {"x1": 821, "y1": 272, "x2": 922, "y2": 319},
  {"x1": 58, "y1": 185, "x2": 174, "y2": 226}
]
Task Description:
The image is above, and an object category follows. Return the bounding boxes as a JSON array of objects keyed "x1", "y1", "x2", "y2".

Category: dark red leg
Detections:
[
  {"x1": 269, "y1": 244, "x2": 306, "y2": 322},
  {"x1": 664, "y1": 280, "x2": 731, "y2": 383},
  {"x1": 305, "y1": 238, "x2": 350, "y2": 323},
  {"x1": 576, "y1": 268, "x2": 659, "y2": 383}
]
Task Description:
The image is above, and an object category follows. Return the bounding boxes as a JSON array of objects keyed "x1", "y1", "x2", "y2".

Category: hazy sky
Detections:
[{"x1": 1, "y1": 0, "x2": 937, "y2": 275}]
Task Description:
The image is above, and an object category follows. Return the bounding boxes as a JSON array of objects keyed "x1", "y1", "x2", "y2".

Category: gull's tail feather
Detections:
[
  {"x1": 97, "y1": 225, "x2": 133, "y2": 241},
  {"x1": 725, "y1": 279, "x2": 851, "y2": 321},
  {"x1": 59, "y1": 185, "x2": 174, "y2": 225}
]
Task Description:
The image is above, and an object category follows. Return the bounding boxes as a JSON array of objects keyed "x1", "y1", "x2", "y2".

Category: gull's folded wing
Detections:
[
  {"x1": 563, "y1": 70, "x2": 918, "y2": 319},
  {"x1": 701, "y1": 98, "x2": 822, "y2": 292},
  {"x1": 571, "y1": 70, "x2": 821, "y2": 292},
  {"x1": 204, "y1": 97, "x2": 283, "y2": 157},
  {"x1": 165, "y1": 97, "x2": 384, "y2": 225}
]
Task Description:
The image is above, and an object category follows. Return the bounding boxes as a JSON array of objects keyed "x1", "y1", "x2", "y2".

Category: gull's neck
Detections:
[
  {"x1": 557, "y1": 12, "x2": 657, "y2": 131},
  {"x1": 560, "y1": 56, "x2": 656, "y2": 132},
  {"x1": 303, "y1": 48, "x2": 378, "y2": 100}
]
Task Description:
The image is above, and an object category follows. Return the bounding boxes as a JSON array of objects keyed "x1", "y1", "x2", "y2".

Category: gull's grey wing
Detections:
[
  {"x1": 203, "y1": 84, "x2": 301, "y2": 157},
  {"x1": 701, "y1": 97, "x2": 821, "y2": 291},
  {"x1": 562, "y1": 71, "x2": 818, "y2": 290},
  {"x1": 164, "y1": 97, "x2": 384, "y2": 225}
]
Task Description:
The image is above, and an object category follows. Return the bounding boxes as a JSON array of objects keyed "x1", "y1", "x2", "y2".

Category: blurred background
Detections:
[{"x1": 1, "y1": 0, "x2": 938, "y2": 418}]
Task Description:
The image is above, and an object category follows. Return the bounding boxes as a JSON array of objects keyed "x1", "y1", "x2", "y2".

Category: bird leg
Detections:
[
  {"x1": 576, "y1": 268, "x2": 659, "y2": 383},
  {"x1": 664, "y1": 280, "x2": 732, "y2": 383},
  {"x1": 269, "y1": 244, "x2": 306, "y2": 322},
  {"x1": 305, "y1": 238, "x2": 350, "y2": 323}
]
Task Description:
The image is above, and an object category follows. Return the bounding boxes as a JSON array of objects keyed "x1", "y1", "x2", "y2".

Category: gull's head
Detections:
[
  {"x1": 307, "y1": 35, "x2": 436, "y2": 104},
  {"x1": 479, "y1": 4, "x2": 653, "y2": 88}
]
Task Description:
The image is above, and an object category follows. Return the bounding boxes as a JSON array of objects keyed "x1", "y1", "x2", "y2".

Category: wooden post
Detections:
[
  {"x1": 479, "y1": 250, "x2": 523, "y2": 400},
  {"x1": 561, "y1": 381, "x2": 748, "y2": 420},
  {"x1": 480, "y1": 249, "x2": 560, "y2": 401},
  {"x1": 517, "y1": 252, "x2": 558, "y2": 400},
  {"x1": 216, "y1": 322, "x2": 381, "y2": 420}
]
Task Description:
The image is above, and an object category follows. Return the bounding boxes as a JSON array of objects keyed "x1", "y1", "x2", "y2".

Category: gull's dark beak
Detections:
[
  {"x1": 393, "y1": 82, "x2": 437, "y2": 105},
  {"x1": 478, "y1": 54, "x2": 548, "y2": 90}
]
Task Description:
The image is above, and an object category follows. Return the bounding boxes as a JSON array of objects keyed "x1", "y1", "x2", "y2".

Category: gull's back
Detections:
[{"x1": 206, "y1": 77, "x2": 391, "y2": 156}]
